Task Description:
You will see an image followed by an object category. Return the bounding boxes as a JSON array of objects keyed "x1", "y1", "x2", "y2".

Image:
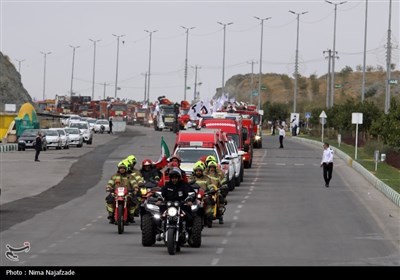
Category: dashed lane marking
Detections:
[
  {"x1": 216, "y1": 248, "x2": 224, "y2": 254},
  {"x1": 211, "y1": 258, "x2": 219, "y2": 266}
]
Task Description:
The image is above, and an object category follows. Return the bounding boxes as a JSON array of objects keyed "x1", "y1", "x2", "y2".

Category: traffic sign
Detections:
[
  {"x1": 319, "y1": 110, "x2": 327, "y2": 118},
  {"x1": 261, "y1": 85, "x2": 266, "y2": 90},
  {"x1": 334, "y1": 84, "x2": 342, "y2": 88},
  {"x1": 389, "y1": 79, "x2": 398, "y2": 85},
  {"x1": 319, "y1": 118, "x2": 326, "y2": 125},
  {"x1": 252, "y1": 91, "x2": 259, "y2": 96},
  {"x1": 305, "y1": 112, "x2": 311, "y2": 119}
]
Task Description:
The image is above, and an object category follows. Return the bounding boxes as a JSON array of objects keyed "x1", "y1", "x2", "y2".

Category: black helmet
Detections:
[{"x1": 169, "y1": 167, "x2": 182, "y2": 179}]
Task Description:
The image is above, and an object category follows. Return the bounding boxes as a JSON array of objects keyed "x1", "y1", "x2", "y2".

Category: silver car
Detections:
[{"x1": 64, "y1": 128, "x2": 83, "y2": 147}]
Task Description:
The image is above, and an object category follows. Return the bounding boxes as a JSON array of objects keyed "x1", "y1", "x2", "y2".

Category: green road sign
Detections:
[
  {"x1": 334, "y1": 84, "x2": 342, "y2": 88},
  {"x1": 389, "y1": 79, "x2": 398, "y2": 85},
  {"x1": 261, "y1": 85, "x2": 266, "y2": 90}
]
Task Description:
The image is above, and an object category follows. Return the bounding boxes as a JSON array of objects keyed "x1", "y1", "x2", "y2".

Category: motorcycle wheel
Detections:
[
  {"x1": 188, "y1": 215, "x2": 202, "y2": 248},
  {"x1": 141, "y1": 213, "x2": 156, "y2": 247},
  {"x1": 117, "y1": 204, "x2": 124, "y2": 234},
  {"x1": 166, "y1": 228, "x2": 177, "y2": 255}
]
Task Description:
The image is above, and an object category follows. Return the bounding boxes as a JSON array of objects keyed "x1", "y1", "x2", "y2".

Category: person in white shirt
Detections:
[
  {"x1": 278, "y1": 125, "x2": 286, "y2": 148},
  {"x1": 320, "y1": 142, "x2": 334, "y2": 187}
]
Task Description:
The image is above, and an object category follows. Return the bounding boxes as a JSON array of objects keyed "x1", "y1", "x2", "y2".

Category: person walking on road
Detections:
[
  {"x1": 34, "y1": 132, "x2": 42, "y2": 162},
  {"x1": 109, "y1": 118, "x2": 113, "y2": 134},
  {"x1": 278, "y1": 125, "x2": 285, "y2": 148},
  {"x1": 320, "y1": 142, "x2": 334, "y2": 187}
]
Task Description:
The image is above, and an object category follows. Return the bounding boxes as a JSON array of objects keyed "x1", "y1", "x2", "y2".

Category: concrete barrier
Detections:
[
  {"x1": 292, "y1": 136, "x2": 400, "y2": 207},
  {"x1": 0, "y1": 143, "x2": 18, "y2": 153}
]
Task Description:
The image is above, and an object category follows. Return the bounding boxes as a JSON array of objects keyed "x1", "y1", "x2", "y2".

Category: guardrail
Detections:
[
  {"x1": 0, "y1": 143, "x2": 18, "y2": 153},
  {"x1": 292, "y1": 136, "x2": 400, "y2": 207}
]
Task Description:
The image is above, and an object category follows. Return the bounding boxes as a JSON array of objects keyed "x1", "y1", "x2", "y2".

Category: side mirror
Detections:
[{"x1": 238, "y1": 150, "x2": 245, "y2": 156}]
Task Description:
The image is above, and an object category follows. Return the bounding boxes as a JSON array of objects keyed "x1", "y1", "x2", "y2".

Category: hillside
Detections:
[
  {"x1": 219, "y1": 69, "x2": 400, "y2": 112},
  {"x1": 0, "y1": 52, "x2": 33, "y2": 112}
]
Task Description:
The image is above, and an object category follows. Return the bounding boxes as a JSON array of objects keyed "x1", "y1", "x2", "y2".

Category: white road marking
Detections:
[
  {"x1": 86, "y1": 223, "x2": 92, "y2": 227},
  {"x1": 222, "y1": 239, "x2": 228, "y2": 245},
  {"x1": 233, "y1": 216, "x2": 238, "y2": 220},
  {"x1": 247, "y1": 192, "x2": 252, "y2": 195},
  {"x1": 244, "y1": 195, "x2": 249, "y2": 199},
  {"x1": 216, "y1": 248, "x2": 224, "y2": 254},
  {"x1": 237, "y1": 205, "x2": 243, "y2": 209},
  {"x1": 39, "y1": 249, "x2": 47, "y2": 254},
  {"x1": 294, "y1": 163, "x2": 304, "y2": 166},
  {"x1": 80, "y1": 227, "x2": 87, "y2": 231},
  {"x1": 235, "y1": 210, "x2": 240, "y2": 214},
  {"x1": 29, "y1": 254, "x2": 38, "y2": 259},
  {"x1": 230, "y1": 222, "x2": 237, "y2": 229},
  {"x1": 241, "y1": 200, "x2": 246, "y2": 203},
  {"x1": 276, "y1": 163, "x2": 286, "y2": 166},
  {"x1": 211, "y1": 258, "x2": 219, "y2": 266},
  {"x1": 49, "y1": 243, "x2": 56, "y2": 248},
  {"x1": 227, "y1": 231, "x2": 232, "y2": 236},
  {"x1": 73, "y1": 231, "x2": 80, "y2": 235}
]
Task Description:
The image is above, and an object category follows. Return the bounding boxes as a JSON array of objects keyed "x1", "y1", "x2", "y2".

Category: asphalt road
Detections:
[{"x1": 1, "y1": 126, "x2": 399, "y2": 266}]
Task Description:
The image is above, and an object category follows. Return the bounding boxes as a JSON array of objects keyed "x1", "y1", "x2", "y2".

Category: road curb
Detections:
[
  {"x1": 0, "y1": 144, "x2": 18, "y2": 153},
  {"x1": 292, "y1": 137, "x2": 400, "y2": 207}
]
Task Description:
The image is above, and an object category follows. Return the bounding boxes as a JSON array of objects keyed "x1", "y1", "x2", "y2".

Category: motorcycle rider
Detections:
[
  {"x1": 125, "y1": 155, "x2": 144, "y2": 185},
  {"x1": 205, "y1": 155, "x2": 227, "y2": 186},
  {"x1": 157, "y1": 168, "x2": 194, "y2": 225},
  {"x1": 140, "y1": 159, "x2": 161, "y2": 183},
  {"x1": 189, "y1": 161, "x2": 217, "y2": 227},
  {"x1": 105, "y1": 161, "x2": 140, "y2": 224},
  {"x1": 205, "y1": 160, "x2": 227, "y2": 224}
]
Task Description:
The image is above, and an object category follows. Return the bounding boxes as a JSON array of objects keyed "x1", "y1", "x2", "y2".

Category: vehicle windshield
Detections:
[
  {"x1": 44, "y1": 130, "x2": 58, "y2": 136},
  {"x1": 56, "y1": 129, "x2": 65, "y2": 135},
  {"x1": 175, "y1": 149, "x2": 219, "y2": 163},
  {"x1": 70, "y1": 122, "x2": 88, "y2": 129},
  {"x1": 65, "y1": 128, "x2": 80, "y2": 134},
  {"x1": 96, "y1": 120, "x2": 109, "y2": 125},
  {"x1": 228, "y1": 134, "x2": 240, "y2": 148},
  {"x1": 111, "y1": 105, "x2": 127, "y2": 111},
  {"x1": 21, "y1": 129, "x2": 39, "y2": 137}
]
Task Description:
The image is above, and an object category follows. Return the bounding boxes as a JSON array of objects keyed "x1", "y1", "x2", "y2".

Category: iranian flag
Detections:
[{"x1": 154, "y1": 136, "x2": 171, "y2": 170}]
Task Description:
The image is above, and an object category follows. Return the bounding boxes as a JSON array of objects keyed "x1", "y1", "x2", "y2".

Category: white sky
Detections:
[{"x1": 1, "y1": 0, "x2": 399, "y2": 103}]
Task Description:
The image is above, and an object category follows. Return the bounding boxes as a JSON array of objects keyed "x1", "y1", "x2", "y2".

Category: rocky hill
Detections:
[
  {"x1": 0, "y1": 52, "x2": 33, "y2": 112},
  {"x1": 218, "y1": 69, "x2": 400, "y2": 112}
]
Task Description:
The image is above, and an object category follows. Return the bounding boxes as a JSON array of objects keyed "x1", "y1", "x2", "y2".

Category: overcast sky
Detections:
[{"x1": 1, "y1": 0, "x2": 399, "y2": 103}]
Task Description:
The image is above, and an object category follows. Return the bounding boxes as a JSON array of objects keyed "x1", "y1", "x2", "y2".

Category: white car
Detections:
[
  {"x1": 69, "y1": 121, "x2": 93, "y2": 144},
  {"x1": 225, "y1": 138, "x2": 244, "y2": 186},
  {"x1": 86, "y1": 118, "x2": 97, "y2": 130},
  {"x1": 64, "y1": 128, "x2": 83, "y2": 147},
  {"x1": 50, "y1": 128, "x2": 69, "y2": 149},
  {"x1": 43, "y1": 129, "x2": 62, "y2": 150},
  {"x1": 93, "y1": 119, "x2": 110, "y2": 133}
]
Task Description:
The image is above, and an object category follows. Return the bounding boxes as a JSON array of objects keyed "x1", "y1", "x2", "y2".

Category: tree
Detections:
[
  {"x1": 376, "y1": 98, "x2": 400, "y2": 147},
  {"x1": 264, "y1": 102, "x2": 289, "y2": 123}
]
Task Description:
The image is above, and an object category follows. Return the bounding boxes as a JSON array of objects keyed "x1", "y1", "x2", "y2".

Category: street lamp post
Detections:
[
  {"x1": 145, "y1": 30, "x2": 157, "y2": 103},
  {"x1": 192, "y1": 65, "x2": 201, "y2": 101},
  {"x1": 361, "y1": 0, "x2": 368, "y2": 103},
  {"x1": 89, "y1": 39, "x2": 101, "y2": 101},
  {"x1": 40, "y1": 51, "x2": 51, "y2": 100},
  {"x1": 325, "y1": 1, "x2": 347, "y2": 107},
  {"x1": 181, "y1": 26, "x2": 195, "y2": 101},
  {"x1": 247, "y1": 60, "x2": 258, "y2": 104},
  {"x1": 16, "y1": 59, "x2": 25, "y2": 74},
  {"x1": 217, "y1": 21, "x2": 233, "y2": 98},
  {"x1": 289, "y1": 10, "x2": 308, "y2": 113},
  {"x1": 254, "y1": 16, "x2": 272, "y2": 110},
  {"x1": 112, "y1": 34, "x2": 125, "y2": 98},
  {"x1": 69, "y1": 45, "x2": 80, "y2": 98}
]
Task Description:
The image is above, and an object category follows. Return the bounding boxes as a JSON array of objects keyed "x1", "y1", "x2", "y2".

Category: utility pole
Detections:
[
  {"x1": 69, "y1": 45, "x2": 80, "y2": 98},
  {"x1": 112, "y1": 34, "x2": 125, "y2": 98},
  {"x1": 289, "y1": 10, "x2": 308, "y2": 113},
  {"x1": 142, "y1": 72, "x2": 148, "y2": 103},
  {"x1": 325, "y1": 1, "x2": 347, "y2": 107},
  {"x1": 181, "y1": 26, "x2": 195, "y2": 101},
  {"x1": 254, "y1": 16, "x2": 272, "y2": 110},
  {"x1": 217, "y1": 21, "x2": 233, "y2": 99},
  {"x1": 247, "y1": 60, "x2": 258, "y2": 104},
  {"x1": 385, "y1": 0, "x2": 393, "y2": 114},
  {"x1": 323, "y1": 49, "x2": 332, "y2": 108},
  {"x1": 89, "y1": 39, "x2": 101, "y2": 101},
  {"x1": 16, "y1": 59, "x2": 25, "y2": 74},
  {"x1": 145, "y1": 30, "x2": 157, "y2": 104},
  {"x1": 40, "y1": 51, "x2": 51, "y2": 101},
  {"x1": 361, "y1": 0, "x2": 368, "y2": 102},
  {"x1": 192, "y1": 65, "x2": 201, "y2": 101},
  {"x1": 103, "y1": 82, "x2": 111, "y2": 100}
]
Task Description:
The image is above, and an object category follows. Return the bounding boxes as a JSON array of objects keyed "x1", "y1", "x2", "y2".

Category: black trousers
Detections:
[
  {"x1": 35, "y1": 148, "x2": 41, "y2": 161},
  {"x1": 322, "y1": 163, "x2": 333, "y2": 185},
  {"x1": 279, "y1": 136, "x2": 284, "y2": 148}
]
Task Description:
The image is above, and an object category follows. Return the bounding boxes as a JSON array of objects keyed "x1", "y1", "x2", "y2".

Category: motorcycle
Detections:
[
  {"x1": 203, "y1": 188, "x2": 225, "y2": 228},
  {"x1": 100, "y1": 125, "x2": 105, "y2": 134},
  {"x1": 113, "y1": 184, "x2": 130, "y2": 234},
  {"x1": 140, "y1": 190, "x2": 163, "y2": 247},
  {"x1": 163, "y1": 192, "x2": 196, "y2": 255}
]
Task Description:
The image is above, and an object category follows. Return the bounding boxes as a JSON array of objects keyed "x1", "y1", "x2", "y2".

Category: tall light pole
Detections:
[
  {"x1": 217, "y1": 21, "x2": 233, "y2": 98},
  {"x1": 361, "y1": 0, "x2": 368, "y2": 103},
  {"x1": 112, "y1": 34, "x2": 125, "y2": 98},
  {"x1": 69, "y1": 45, "x2": 80, "y2": 98},
  {"x1": 247, "y1": 60, "x2": 258, "y2": 104},
  {"x1": 141, "y1": 72, "x2": 148, "y2": 103},
  {"x1": 16, "y1": 59, "x2": 25, "y2": 74},
  {"x1": 192, "y1": 65, "x2": 201, "y2": 101},
  {"x1": 254, "y1": 16, "x2": 272, "y2": 110},
  {"x1": 40, "y1": 51, "x2": 51, "y2": 100},
  {"x1": 89, "y1": 38, "x2": 101, "y2": 101},
  {"x1": 325, "y1": 1, "x2": 347, "y2": 107},
  {"x1": 289, "y1": 10, "x2": 308, "y2": 113},
  {"x1": 385, "y1": 0, "x2": 393, "y2": 114},
  {"x1": 181, "y1": 26, "x2": 195, "y2": 101},
  {"x1": 145, "y1": 30, "x2": 157, "y2": 103}
]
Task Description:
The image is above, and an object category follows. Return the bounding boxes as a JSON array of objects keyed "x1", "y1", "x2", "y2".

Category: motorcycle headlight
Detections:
[
  {"x1": 167, "y1": 201, "x2": 172, "y2": 207},
  {"x1": 173, "y1": 201, "x2": 180, "y2": 207},
  {"x1": 191, "y1": 204, "x2": 198, "y2": 211},
  {"x1": 117, "y1": 187, "x2": 125, "y2": 196},
  {"x1": 255, "y1": 135, "x2": 261, "y2": 141},
  {"x1": 146, "y1": 204, "x2": 159, "y2": 211},
  {"x1": 167, "y1": 207, "x2": 178, "y2": 217}
]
